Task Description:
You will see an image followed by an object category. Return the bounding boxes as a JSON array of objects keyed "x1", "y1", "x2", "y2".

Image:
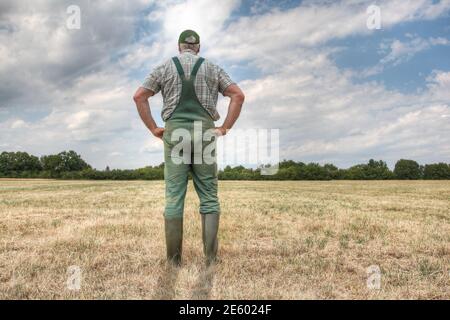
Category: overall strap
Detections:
[
  {"x1": 172, "y1": 57, "x2": 185, "y2": 78},
  {"x1": 191, "y1": 57, "x2": 204, "y2": 77}
]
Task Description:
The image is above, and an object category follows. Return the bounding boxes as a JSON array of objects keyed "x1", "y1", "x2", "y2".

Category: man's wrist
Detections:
[
  {"x1": 218, "y1": 126, "x2": 228, "y2": 135},
  {"x1": 150, "y1": 127, "x2": 158, "y2": 134}
]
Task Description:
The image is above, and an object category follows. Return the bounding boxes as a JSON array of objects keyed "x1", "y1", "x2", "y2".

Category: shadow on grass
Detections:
[
  {"x1": 151, "y1": 263, "x2": 181, "y2": 300},
  {"x1": 190, "y1": 265, "x2": 216, "y2": 300}
]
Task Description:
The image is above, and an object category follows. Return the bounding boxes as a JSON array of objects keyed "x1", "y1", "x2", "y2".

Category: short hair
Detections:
[{"x1": 179, "y1": 43, "x2": 200, "y2": 53}]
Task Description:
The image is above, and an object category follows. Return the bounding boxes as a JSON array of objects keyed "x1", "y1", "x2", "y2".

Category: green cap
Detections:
[{"x1": 178, "y1": 29, "x2": 200, "y2": 44}]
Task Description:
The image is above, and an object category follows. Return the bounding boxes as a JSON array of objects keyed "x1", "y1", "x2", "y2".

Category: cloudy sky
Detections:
[{"x1": 0, "y1": 0, "x2": 449, "y2": 169}]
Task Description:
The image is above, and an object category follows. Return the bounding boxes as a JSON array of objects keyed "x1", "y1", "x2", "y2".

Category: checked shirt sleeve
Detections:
[
  {"x1": 141, "y1": 64, "x2": 164, "y2": 94},
  {"x1": 218, "y1": 66, "x2": 235, "y2": 95}
]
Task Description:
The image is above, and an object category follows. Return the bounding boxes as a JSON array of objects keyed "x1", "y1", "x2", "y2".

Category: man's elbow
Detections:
[
  {"x1": 133, "y1": 92, "x2": 143, "y2": 103},
  {"x1": 236, "y1": 92, "x2": 245, "y2": 104},
  {"x1": 231, "y1": 89, "x2": 245, "y2": 104},
  {"x1": 133, "y1": 88, "x2": 151, "y2": 103}
]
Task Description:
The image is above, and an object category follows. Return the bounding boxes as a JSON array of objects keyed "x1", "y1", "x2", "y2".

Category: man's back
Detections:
[{"x1": 141, "y1": 50, "x2": 235, "y2": 121}]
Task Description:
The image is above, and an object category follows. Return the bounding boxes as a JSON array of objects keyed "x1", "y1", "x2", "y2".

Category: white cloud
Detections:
[
  {"x1": 232, "y1": 51, "x2": 450, "y2": 167},
  {"x1": 383, "y1": 36, "x2": 449, "y2": 65},
  {"x1": 10, "y1": 119, "x2": 27, "y2": 129},
  {"x1": 425, "y1": 70, "x2": 450, "y2": 101},
  {"x1": 140, "y1": 139, "x2": 164, "y2": 154},
  {"x1": 206, "y1": 0, "x2": 450, "y2": 63},
  {"x1": 360, "y1": 36, "x2": 450, "y2": 77},
  {"x1": 0, "y1": 0, "x2": 146, "y2": 108}
]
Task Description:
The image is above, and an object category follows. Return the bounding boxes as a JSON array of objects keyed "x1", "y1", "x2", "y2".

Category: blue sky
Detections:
[
  {"x1": 0, "y1": 0, "x2": 449, "y2": 169},
  {"x1": 333, "y1": 15, "x2": 450, "y2": 92}
]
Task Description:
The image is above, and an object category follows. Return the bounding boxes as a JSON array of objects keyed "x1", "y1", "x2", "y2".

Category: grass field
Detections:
[{"x1": 0, "y1": 179, "x2": 448, "y2": 299}]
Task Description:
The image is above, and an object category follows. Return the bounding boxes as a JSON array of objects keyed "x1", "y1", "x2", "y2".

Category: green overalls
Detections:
[
  {"x1": 163, "y1": 56, "x2": 220, "y2": 266},
  {"x1": 163, "y1": 56, "x2": 220, "y2": 218}
]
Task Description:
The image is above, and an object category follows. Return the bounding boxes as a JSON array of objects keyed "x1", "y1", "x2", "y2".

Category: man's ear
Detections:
[
  {"x1": 178, "y1": 44, "x2": 181, "y2": 53},
  {"x1": 197, "y1": 44, "x2": 200, "y2": 54}
]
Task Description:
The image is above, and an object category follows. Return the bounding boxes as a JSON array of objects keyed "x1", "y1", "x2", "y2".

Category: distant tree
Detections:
[
  {"x1": 366, "y1": 159, "x2": 393, "y2": 180},
  {"x1": 394, "y1": 159, "x2": 421, "y2": 179},
  {"x1": 1, "y1": 149, "x2": 449, "y2": 181},
  {"x1": 134, "y1": 165, "x2": 164, "y2": 180},
  {"x1": 342, "y1": 159, "x2": 393, "y2": 180},
  {"x1": 40, "y1": 150, "x2": 90, "y2": 175},
  {"x1": 323, "y1": 163, "x2": 339, "y2": 179},
  {"x1": 219, "y1": 165, "x2": 258, "y2": 180},
  {"x1": 423, "y1": 163, "x2": 450, "y2": 180},
  {"x1": 0, "y1": 151, "x2": 42, "y2": 174},
  {"x1": 60, "y1": 150, "x2": 91, "y2": 171},
  {"x1": 279, "y1": 159, "x2": 304, "y2": 169},
  {"x1": 298, "y1": 163, "x2": 330, "y2": 180},
  {"x1": 276, "y1": 167, "x2": 298, "y2": 180},
  {"x1": 344, "y1": 164, "x2": 365, "y2": 180}
]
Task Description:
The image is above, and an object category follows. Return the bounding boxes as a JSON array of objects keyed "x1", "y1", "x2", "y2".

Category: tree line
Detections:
[{"x1": 0, "y1": 151, "x2": 449, "y2": 180}]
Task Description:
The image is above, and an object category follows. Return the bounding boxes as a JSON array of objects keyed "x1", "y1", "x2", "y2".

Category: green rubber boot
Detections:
[
  {"x1": 164, "y1": 217, "x2": 183, "y2": 266},
  {"x1": 201, "y1": 213, "x2": 220, "y2": 266}
]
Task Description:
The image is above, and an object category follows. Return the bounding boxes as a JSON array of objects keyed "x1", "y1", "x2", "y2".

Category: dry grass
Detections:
[{"x1": 0, "y1": 179, "x2": 449, "y2": 299}]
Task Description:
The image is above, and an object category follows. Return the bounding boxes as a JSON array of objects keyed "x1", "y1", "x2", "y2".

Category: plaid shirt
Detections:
[{"x1": 141, "y1": 49, "x2": 235, "y2": 121}]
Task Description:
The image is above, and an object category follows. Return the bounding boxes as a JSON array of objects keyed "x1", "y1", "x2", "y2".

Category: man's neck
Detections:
[{"x1": 180, "y1": 49, "x2": 198, "y2": 55}]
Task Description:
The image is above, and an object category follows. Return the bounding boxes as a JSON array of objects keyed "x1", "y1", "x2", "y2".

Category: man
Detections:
[{"x1": 133, "y1": 30, "x2": 245, "y2": 266}]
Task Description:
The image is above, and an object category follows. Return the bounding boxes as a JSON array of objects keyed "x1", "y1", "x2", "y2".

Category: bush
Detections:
[
  {"x1": 41, "y1": 150, "x2": 90, "y2": 174},
  {"x1": 394, "y1": 159, "x2": 421, "y2": 179},
  {"x1": 342, "y1": 159, "x2": 393, "y2": 180},
  {"x1": 423, "y1": 163, "x2": 450, "y2": 180},
  {"x1": 0, "y1": 151, "x2": 42, "y2": 174},
  {"x1": 0, "y1": 150, "x2": 448, "y2": 180}
]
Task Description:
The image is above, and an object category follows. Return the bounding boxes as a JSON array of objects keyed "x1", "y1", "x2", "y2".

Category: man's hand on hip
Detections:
[
  {"x1": 152, "y1": 127, "x2": 165, "y2": 139},
  {"x1": 214, "y1": 126, "x2": 227, "y2": 136}
]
